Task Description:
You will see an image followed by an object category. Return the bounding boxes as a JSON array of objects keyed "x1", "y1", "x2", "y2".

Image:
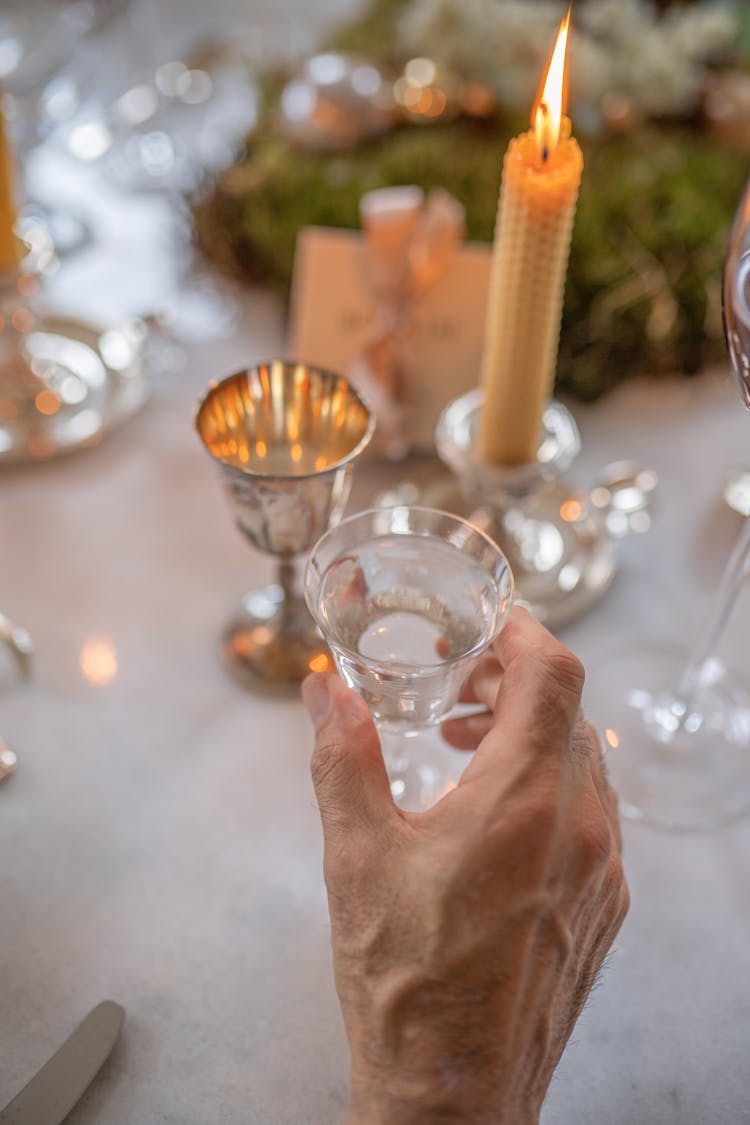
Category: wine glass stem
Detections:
[{"x1": 677, "y1": 515, "x2": 750, "y2": 697}]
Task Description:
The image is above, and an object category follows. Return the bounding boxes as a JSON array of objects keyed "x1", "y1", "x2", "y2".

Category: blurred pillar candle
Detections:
[
  {"x1": 0, "y1": 92, "x2": 20, "y2": 274},
  {"x1": 478, "y1": 9, "x2": 582, "y2": 465}
]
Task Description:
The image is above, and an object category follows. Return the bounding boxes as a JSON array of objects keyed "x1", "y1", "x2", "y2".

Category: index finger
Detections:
[{"x1": 458, "y1": 606, "x2": 586, "y2": 794}]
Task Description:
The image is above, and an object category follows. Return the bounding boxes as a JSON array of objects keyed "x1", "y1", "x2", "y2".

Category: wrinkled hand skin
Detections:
[{"x1": 302, "y1": 607, "x2": 629, "y2": 1125}]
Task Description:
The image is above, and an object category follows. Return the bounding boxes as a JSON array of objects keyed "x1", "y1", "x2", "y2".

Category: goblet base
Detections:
[
  {"x1": 585, "y1": 646, "x2": 750, "y2": 832},
  {"x1": 222, "y1": 586, "x2": 331, "y2": 686},
  {"x1": 0, "y1": 314, "x2": 148, "y2": 464}
]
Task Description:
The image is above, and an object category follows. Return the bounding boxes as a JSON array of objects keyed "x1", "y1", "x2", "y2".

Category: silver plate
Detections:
[{"x1": 0, "y1": 314, "x2": 149, "y2": 465}]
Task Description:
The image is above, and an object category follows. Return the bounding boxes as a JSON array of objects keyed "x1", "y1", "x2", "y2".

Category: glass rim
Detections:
[
  {"x1": 303, "y1": 504, "x2": 515, "y2": 675},
  {"x1": 193, "y1": 359, "x2": 376, "y2": 481}
]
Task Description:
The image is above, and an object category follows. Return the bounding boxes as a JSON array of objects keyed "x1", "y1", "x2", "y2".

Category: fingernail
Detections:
[{"x1": 302, "y1": 674, "x2": 331, "y2": 729}]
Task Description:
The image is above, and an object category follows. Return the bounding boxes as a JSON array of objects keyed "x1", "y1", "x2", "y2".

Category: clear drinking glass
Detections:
[
  {"x1": 584, "y1": 177, "x2": 750, "y2": 832},
  {"x1": 304, "y1": 505, "x2": 514, "y2": 809}
]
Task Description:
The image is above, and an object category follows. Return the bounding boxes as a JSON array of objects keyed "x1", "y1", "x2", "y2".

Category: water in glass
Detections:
[{"x1": 316, "y1": 532, "x2": 502, "y2": 732}]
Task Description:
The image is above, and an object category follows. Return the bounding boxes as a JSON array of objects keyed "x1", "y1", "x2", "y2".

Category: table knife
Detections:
[{"x1": 0, "y1": 1000, "x2": 125, "y2": 1124}]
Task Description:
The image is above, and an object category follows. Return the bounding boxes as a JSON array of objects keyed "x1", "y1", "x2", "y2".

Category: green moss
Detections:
[{"x1": 195, "y1": 118, "x2": 507, "y2": 290}]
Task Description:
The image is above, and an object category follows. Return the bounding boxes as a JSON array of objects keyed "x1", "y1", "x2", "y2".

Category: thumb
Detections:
[{"x1": 302, "y1": 671, "x2": 395, "y2": 833}]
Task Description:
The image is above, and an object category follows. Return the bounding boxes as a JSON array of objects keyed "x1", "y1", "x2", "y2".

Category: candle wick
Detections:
[{"x1": 542, "y1": 146, "x2": 549, "y2": 163}]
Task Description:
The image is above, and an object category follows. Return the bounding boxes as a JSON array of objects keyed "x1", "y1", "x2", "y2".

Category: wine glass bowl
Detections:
[
  {"x1": 305, "y1": 505, "x2": 513, "y2": 805},
  {"x1": 195, "y1": 360, "x2": 374, "y2": 685},
  {"x1": 723, "y1": 178, "x2": 750, "y2": 406}
]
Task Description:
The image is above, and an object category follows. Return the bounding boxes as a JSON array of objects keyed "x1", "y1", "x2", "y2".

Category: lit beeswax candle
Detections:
[
  {"x1": 0, "y1": 92, "x2": 20, "y2": 274},
  {"x1": 478, "y1": 10, "x2": 582, "y2": 465}
]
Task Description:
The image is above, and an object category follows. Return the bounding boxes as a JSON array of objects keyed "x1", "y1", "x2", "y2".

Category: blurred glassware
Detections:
[
  {"x1": 0, "y1": 216, "x2": 148, "y2": 462},
  {"x1": 0, "y1": 606, "x2": 33, "y2": 780},
  {"x1": 0, "y1": 46, "x2": 150, "y2": 464},
  {"x1": 279, "y1": 53, "x2": 396, "y2": 152},
  {"x1": 60, "y1": 0, "x2": 260, "y2": 195},
  {"x1": 0, "y1": 609, "x2": 33, "y2": 679},
  {"x1": 0, "y1": 0, "x2": 105, "y2": 259},
  {"x1": 723, "y1": 466, "x2": 750, "y2": 517},
  {"x1": 585, "y1": 175, "x2": 750, "y2": 832},
  {"x1": 60, "y1": 0, "x2": 132, "y2": 36},
  {"x1": 52, "y1": 0, "x2": 262, "y2": 347},
  {"x1": 0, "y1": 737, "x2": 17, "y2": 781}
]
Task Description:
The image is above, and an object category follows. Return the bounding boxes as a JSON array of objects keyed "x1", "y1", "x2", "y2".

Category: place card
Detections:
[{"x1": 287, "y1": 226, "x2": 492, "y2": 451}]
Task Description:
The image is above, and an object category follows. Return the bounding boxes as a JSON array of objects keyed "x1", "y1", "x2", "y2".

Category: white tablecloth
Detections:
[{"x1": 3, "y1": 4, "x2": 750, "y2": 1122}]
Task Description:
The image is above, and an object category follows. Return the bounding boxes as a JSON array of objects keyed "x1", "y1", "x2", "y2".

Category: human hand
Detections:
[{"x1": 302, "y1": 607, "x2": 629, "y2": 1124}]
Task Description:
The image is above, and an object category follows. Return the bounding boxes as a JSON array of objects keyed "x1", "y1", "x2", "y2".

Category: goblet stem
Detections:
[
  {"x1": 276, "y1": 556, "x2": 298, "y2": 623},
  {"x1": 676, "y1": 515, "x2": 750, "y2": 699}
]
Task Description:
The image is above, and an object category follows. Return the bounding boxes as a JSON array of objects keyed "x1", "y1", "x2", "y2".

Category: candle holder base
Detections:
[
  {"x1": 0, "y1": 236, "x2": 149, "y2": 464},
  {"x1": 222, "y1": 586, "x2": 331, "y2": 686},
  {"x1": 412, "y1": 473, "x2": 615, "y2": 629},
  {"x1": 387, "y1": 389, "x2": 655, "y2": 630}
]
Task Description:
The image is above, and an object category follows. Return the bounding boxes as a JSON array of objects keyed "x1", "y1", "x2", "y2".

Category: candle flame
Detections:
[{"x1": 532, "y1": 8, "x2": 571, "y2": 163}]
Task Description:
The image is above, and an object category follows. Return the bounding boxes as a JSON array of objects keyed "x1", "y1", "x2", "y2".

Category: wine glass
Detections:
[
  {"x1": 584, "y1": 177, "x2": 750, "y2": 832},
  {"x1": 304, "y1": 505, "x2": 514, "y2": 810}
]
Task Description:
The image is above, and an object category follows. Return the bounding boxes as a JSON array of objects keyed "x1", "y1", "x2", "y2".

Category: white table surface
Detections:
[{"x1": 3, "y1": 4, "x2": 750, "y2": 1123}]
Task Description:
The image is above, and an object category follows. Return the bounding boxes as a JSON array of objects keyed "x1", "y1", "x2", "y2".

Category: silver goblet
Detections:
[{"x1": 195, "y1": 360, "x2": 374, "y2": 685}]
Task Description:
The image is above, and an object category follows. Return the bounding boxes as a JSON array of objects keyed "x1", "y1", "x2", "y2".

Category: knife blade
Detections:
[{"x1": 0, "y1": 1000, "x2": 125, "y2": 1124}]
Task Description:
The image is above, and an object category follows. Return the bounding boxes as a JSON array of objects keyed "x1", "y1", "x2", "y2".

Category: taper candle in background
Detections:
[
  {"x1": 0, "y1": 91, "x2": 20, "y2": 275},
  {"x1": 478, "y1": 10, "x2": 582, "y2": 466}
]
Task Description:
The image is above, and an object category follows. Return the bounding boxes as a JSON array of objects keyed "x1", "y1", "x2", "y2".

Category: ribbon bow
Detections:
[{"x1": 350, "y1": 186, "x2": 466, "y2": 458}]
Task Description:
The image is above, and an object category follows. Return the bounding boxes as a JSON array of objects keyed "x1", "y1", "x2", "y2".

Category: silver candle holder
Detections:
[
  {"x1": 195, "y1": 360, "x2": 375, "y2": 685},
  {"x1": 434, "y1": 390, "x2": 655, "y2": 627},
  {"x1": 0, "y1": 235, "x2": 148, "y2": 464}
]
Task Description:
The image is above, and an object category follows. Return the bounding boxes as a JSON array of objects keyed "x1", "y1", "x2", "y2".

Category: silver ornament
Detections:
[{"x1": 279, "y1": 53, "x2": 396, "y2": 152}]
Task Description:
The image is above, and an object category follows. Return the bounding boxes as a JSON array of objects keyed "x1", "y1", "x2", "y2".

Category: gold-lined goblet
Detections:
[{"x1": 195, "y1": 360, "x2": 374, "y2": 685}]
